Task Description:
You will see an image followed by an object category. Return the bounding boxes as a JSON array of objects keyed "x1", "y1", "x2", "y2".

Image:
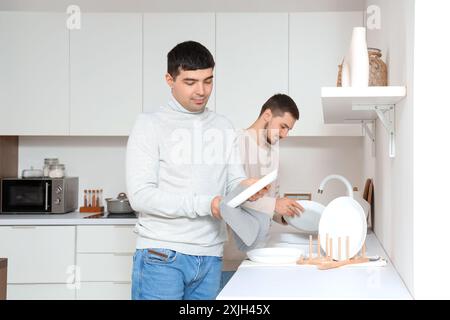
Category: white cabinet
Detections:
[
  {"x1": 77, "y1": 253, "x2": 133, "y2": 282},
  {"x1": 76, "y1": 225, "x2": 136, "y2": 253},
  {"x1": 0, "y1": 224, "x2": 135, "y2": 300},
  {"x1": 0, "y1": 12, "x2": 69, "y2": 135},
  {"x1": 7, "y1": 284, "x2": 76, "y2": 300},
  {"x1": 288, "y1": 12, "x2": 363, "y2": 136},
  {"x1": 215, "y1": 13, "x2": 289, "y2": 130},
  {"x1": 0, "y1": 226, "x2": 75, "y2": 283},
  {"x1": 143, "y1": 13, "x2": 216, "y2": 113},
  {"x1": 69, "y1": 13, "x2": 142, "y2": 135},
  {"x1": 76, "y1": 282, "x2": 131, "y2": 300},
  {"x1": 75, "y1": 225, "x2": 135, "y2": 299}
]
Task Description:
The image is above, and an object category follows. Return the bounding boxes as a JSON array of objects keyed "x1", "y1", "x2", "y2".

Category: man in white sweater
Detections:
[{"x1": 126, "y1": 41, "x2": 265, "y2": 300}]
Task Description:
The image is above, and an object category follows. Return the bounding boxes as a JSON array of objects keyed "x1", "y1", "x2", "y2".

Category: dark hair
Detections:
[
  {"x1": 259, "y1": 94, "x2": 299, "y2": 120},
  {"x1": 167, "y1": 41, "x2": 215, "y2": 79}
]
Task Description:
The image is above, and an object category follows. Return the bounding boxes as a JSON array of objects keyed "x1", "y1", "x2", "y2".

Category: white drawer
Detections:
[
  {"x1": 0, "y1": 226, "x2": 76, "y2": 284},
  {"x1": 76, "y1": 282, "x2": 131, "y2": 300},
  {"x1": 7, "y1": 283, "x2": 76, "y2": 300},
  {"x1": 76, "y1": 225, "x2": 136, "y2": 253},
  {"x1": 77, "y1": 253, "x2": 133, "y2": 282}
]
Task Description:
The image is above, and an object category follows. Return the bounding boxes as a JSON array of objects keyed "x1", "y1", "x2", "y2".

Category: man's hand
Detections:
[
  {"x1": 241, "y1": 178, "x2": 271, "y2": 201},
  {"x1": 275, "y1": 197, "x2": 304, "y2": 217},
  {"x1": 211, "y1": 196, "x2": 222, "y2": 219}
]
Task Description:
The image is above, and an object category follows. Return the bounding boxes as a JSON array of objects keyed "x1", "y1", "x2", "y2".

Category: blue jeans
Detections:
[{"x1": 131, "y1": 248, "x2": 222, "y2": 300}]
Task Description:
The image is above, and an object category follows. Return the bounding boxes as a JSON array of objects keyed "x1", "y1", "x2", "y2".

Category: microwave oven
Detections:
[{"x1": 0, "y1": 177, "x2": 78, "y2": 214}]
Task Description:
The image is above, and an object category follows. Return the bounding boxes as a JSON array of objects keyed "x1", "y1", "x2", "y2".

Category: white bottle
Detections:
[
  {"x1": 348, "y1": 27, "x2": 369, "y2": 87},
  {"x1": 341, "y1": 59, "x2": 351, "y2": 87}
]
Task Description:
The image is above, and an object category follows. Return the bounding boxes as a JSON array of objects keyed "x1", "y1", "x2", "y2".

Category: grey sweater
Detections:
[{"x1": 126, "y1": 96, "x2": 247, "y2": 256}]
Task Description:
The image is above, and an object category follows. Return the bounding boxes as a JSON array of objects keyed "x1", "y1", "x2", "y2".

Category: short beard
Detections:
[{"x1": 263, "y1": 123, "x2": 272, "y2": 145}]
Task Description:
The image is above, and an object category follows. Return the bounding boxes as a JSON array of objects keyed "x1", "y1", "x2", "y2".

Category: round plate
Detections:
[
  {"x1": 284, "y1": 200, "x2": 325, "y2": 232},
  {"x1": 246, "y1": 247, "x2": 304, "y2": 264},
  {"x1": 318, "y1": 196, "x2": 367, "y2": 261}
]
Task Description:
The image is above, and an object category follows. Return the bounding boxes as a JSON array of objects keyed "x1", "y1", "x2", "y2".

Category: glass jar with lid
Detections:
[
  {"x1": 43, "y1": 158, "x2": 59, "y2": 177},
  {"x1": 48, "y1": 164, "x2": 65, "y2": 178}
]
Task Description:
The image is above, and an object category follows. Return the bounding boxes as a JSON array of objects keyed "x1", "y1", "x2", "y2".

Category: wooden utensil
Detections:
[{"x1": 363, "y1": 178, "x2": 371, "y2": 201}]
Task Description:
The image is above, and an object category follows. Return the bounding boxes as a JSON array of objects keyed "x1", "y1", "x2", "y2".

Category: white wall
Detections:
[
  {"x1": 18, "y1": 137, "x2": 128, "y2": 207},
  {"x1": 18, "y1": 136, "x2": 365, "y2": 210},
  {"x1": 414, "y1": 0, "x2": 450, "y2": 299},
  {"x1": 279, "y1": 136, "x2": 365, "y2": 205},
  {"x1": 365, "y1": 0, "x2": 414, "y2": 294}
]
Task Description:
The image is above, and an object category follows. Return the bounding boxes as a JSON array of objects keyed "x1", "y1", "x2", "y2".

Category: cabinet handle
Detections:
[
  {"x1": 113, "y1": 253, "x2": 134, "y2": 257},
  {"x1": 11, "y1": 226, "x2": 37, "y2": 229},
  {"x1": 44, "y1": 182, "x2": 49, "y2": 211},
  {"x1": 112, "y1": 281, "x2": 131, "y2": 285}
]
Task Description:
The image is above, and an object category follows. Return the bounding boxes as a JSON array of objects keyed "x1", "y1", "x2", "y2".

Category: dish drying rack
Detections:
[{"x1": 297, "y1": 234, "x2": 368, "y2": 270}]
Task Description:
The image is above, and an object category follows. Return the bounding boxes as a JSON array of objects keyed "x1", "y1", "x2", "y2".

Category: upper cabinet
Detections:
[
  {"x1": 0, "y1": 12, "x2": 70, "y2": 135},
  {"x1": 0, "y1": 11, "x2": 366, "y2": 136},
  {"x1": 143, "y1": 13, "x2": 216, "y2": 113},
  {"x1": 69, "y1": 13, "x2": 142, "y2": 135},
  {"x1": 215, "y1": 13, "x2": 289, "y2": 130},
  {"x1": 288, "y1": 12, "x2": 363, "y2": 136}
]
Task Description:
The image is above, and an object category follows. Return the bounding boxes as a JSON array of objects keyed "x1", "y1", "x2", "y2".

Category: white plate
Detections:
[
  {"x1": 318, "y1": 196, "x2": 367, "y2": 261},
  {"x1": 226, "y1": 169, "x2": 278, "y2": 208},
  {"x1": 246, "y1": 247, "x2": 304, "y2": 264},
  {"x1": 284, "y1": 200, "x2": 325, "y2": 232}
]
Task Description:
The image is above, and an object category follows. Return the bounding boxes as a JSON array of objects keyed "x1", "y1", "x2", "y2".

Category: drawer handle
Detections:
[
  {"x1": 11, "y1": 226, "x2": 36, "y2": 229},
  {"x1": 113, "y1": 253, "x2": 134, "y2": 257},
  {"x1": 112, "y1": 281, "x2": 131, "y2": 285}
]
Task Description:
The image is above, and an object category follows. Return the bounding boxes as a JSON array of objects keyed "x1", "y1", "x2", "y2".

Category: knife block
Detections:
[{"x1": 80, "y1": 206, "x2": 104, "y2": 213}]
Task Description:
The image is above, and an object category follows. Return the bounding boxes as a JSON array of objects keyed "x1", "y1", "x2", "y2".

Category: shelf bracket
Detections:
[
  {"x1": 353, "y1": 104, "x2": 396, "y2": 158},
  {"x1": 361, "y1": 120, "x2": 376, "y2": 157}
]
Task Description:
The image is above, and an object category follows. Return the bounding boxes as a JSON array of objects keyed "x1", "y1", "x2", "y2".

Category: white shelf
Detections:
[
  {"x1": 321, "y1": 86, "x2": 406, "y2": 158},
  {"x1": 321, "y1": 86, "x2": 406, "y2": 123}
]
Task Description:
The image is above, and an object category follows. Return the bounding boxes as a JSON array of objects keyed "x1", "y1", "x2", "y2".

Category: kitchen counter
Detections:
[
  {"x1": 0, "y1": 211, "x2": 137, "y2": 225},
  {"x1": 217, "y1": 232, "x2": 412, "y2": 300}
]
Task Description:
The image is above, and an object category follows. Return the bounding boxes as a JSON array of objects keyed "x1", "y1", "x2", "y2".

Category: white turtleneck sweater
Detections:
[{"x1": 126, "y1": 96, "x2": 247, "y2": 256}]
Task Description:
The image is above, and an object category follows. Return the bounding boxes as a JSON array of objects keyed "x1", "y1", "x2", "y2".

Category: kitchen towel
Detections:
[{"x1": 220, "y1": 184, "x2": 271, "y2": 252}]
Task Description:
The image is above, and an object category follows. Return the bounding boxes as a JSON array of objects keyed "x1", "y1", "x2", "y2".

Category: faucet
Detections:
[{"x1": 317, "y1": 174, "x2": 354, "y2": 198}]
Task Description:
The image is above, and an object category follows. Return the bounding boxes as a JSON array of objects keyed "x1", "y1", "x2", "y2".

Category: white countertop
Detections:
[
  {"x1": 0, "y1": 211, "x2": 137, "y2": 225},
  {"x1": 217, "y1": 232, "x2": 412, "y2": 300}
]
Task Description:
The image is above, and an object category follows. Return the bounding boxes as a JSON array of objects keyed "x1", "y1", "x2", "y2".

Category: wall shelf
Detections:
[{"x1": 321, "y1": 86, "x2": 406, "y2": 158}]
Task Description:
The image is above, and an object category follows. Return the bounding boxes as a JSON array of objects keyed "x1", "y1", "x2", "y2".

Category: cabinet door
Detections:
[
  {"x1": 215, "y1": 13, "x2": 289, "y2": 130},
  {"x1": 0, "y1": 226, "x2": 75, "y2": 283},
  {"x1": 7, "y1": 284, "x2": 76, "y2": 300},
  {"x1": 0, "y1": 12, "x2": 69, "y2": 135},
  {"x1": 70, "y1": 13, "x2": 142, "y2": 135},
  {"x1": 143, "y1": 13, "x2": 216, "y2": 113},
  {"x1": 76, "y1": 225, "x2": 136, "y2": 253},
  {"x1": 76, "y1": 282, "x2": 131, "y2": 300},
  {"x1": 77, "y1": 253, "x2": 133, "y2": 282},
  {"x1": 289, "y1": 12, "x2": 363, "y2": 136}
]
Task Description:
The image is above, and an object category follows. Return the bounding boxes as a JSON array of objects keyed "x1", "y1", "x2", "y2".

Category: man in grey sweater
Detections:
[{"x1": 126, "y1": 41, "x2": 265, "y2": 300}]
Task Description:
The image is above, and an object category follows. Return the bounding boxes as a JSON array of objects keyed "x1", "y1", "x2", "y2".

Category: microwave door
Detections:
[{"x1": 1, "y1": 180, "x2": 51, "y2": 213}]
